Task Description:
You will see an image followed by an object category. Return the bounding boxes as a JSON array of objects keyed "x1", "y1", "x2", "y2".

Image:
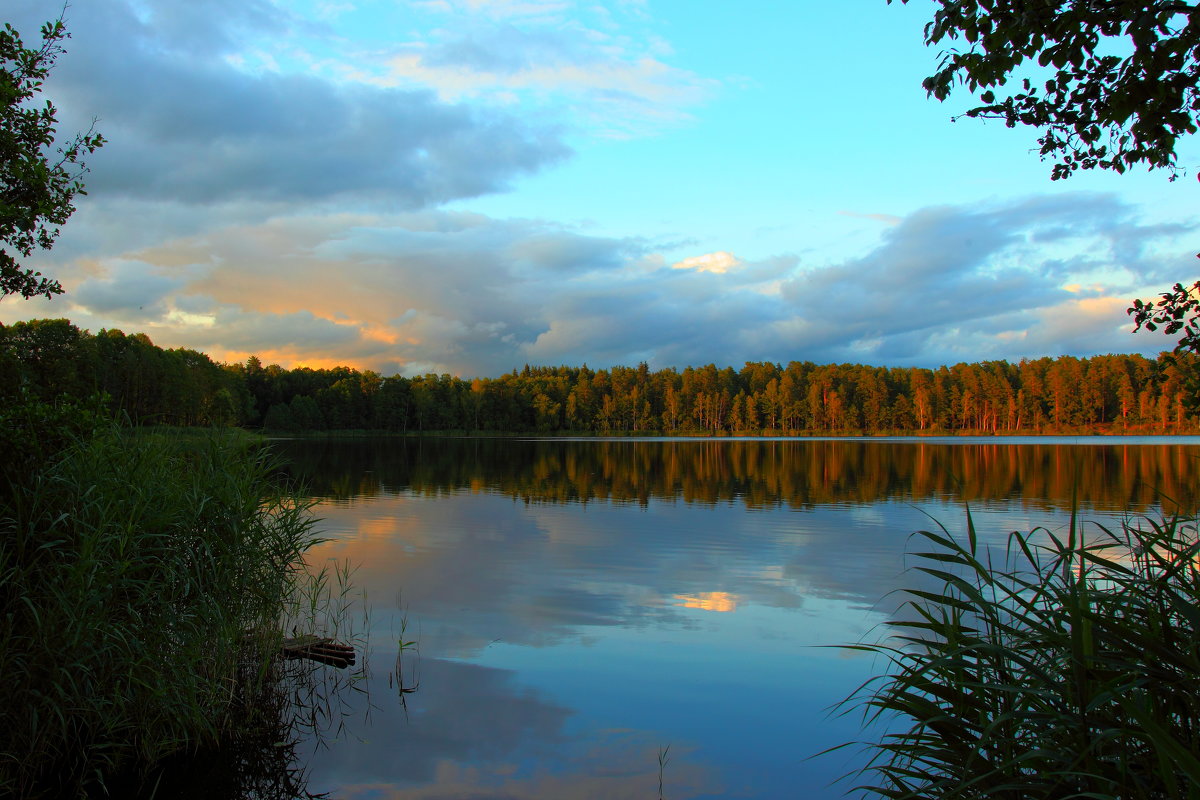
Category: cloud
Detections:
[
  {"x1": 775, "y1": 193, "x2": 1197, "y2": 365},
  {"x1": 345, "y1": 3, "x2": 716, "y2": 136},
  {"x1": 11, "y1": 193, "x2": 1190, "y2": 377},
  {"x1": 671, "y1": 251, "x2": 741, "y2": 274},
  {"x1": 40, "y1": 211, "x2": 648, "y2": 374},
  {"x1": 0, "y1": 0, "x2": 711, "y2": 373},
  {"x1": 72, "y1": 260, "x2": 186, "y2": 321},
  {"x1": 21, "y1": 0, "x2": 568, "y2": 209},
  {"x1": 0, "y1": 0, "x2": 1188, "y2": 378}
]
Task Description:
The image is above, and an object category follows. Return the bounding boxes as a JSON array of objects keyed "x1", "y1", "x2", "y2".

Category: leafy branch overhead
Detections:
[
  {"x1": 1130, "y1": 280, "x2": 1200, "y2": 346},
  {"x1": 889, "y1": 0, "x2": 1200, "y2": 179},
  {"x1": 0, "y1": 17, "x2": 103, "y2": 300},
  {"x1": 1130, "y1": 281, "x2": 1200, "y2": 409}
]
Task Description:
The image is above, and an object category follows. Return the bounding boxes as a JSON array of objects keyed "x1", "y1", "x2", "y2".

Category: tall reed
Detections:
[
  {"x1": 839, "y1": 509, "x2": 1200, "y2": 799},
  {"x1": 116, "y1": 554, "x2": 374, "y2": 800},
  {"x1": 0, "y1": 419, "x2": 321, "y2": 797}
]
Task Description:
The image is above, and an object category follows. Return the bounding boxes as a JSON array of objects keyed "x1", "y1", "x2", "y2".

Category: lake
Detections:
[{"x1": 272, "y1": 436, "x2": 1200, "y2": 799}]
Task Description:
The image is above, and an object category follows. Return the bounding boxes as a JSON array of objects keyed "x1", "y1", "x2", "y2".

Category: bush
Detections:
[
  {"x1": 0, "y1": 391, "x2": 107, "y2": 489},
  {"x1": 0, "y1": 421, "x2": 319, "y2": 797},
  {"x1": 841, "y1": 510, "x2": 1200, "y2": 799}
]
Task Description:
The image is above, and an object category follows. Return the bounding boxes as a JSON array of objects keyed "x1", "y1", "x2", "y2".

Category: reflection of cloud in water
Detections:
[
  {"x1": 305, "y1": 491, "x2": 1110, "y2": 658},
  {"x1": 305, "y1": 653, "x2": 713, "y2": 799},
  {"x1": 846, "y1": 505, "x2": 887, "y2": 527},
  {"x1": 335, "y1": 762, "x2": 709, "y2": 800},
  {"x1": 673, "y1": 592, "x2": 738, "y2": 612},
  {"x1": 309, "y1": 496, "x2": 818, "y2": 652},
  {"x1": 306, "y1": 654, "x2": 570, "y2": 787},
  {"x1": 356, "y1": 515, "x2": 409, "y2": 539},
  {"x1": 282, "y1": 438, "x2": 1194, "y2": 798},
  {"x1": 308, "y1": 496, "x2": 696, "y2": 656}
]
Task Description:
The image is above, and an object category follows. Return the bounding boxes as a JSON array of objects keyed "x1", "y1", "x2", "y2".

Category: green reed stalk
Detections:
[
  {"x1": 0, "y1": 421, "x2": 321, "y2": 798},
  {"x1": 837, "y1": 508, "x2": 1200, "y2": 799}
]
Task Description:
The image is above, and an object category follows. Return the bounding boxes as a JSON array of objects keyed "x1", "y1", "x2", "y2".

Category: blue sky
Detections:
[{"x1": 3, "y1": 0, "x2": 1197, "y2": 376}]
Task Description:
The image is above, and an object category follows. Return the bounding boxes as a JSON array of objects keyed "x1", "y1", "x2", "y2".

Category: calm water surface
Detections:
[{"x1": 275, "y1": 436, "x2": 1200, "y2": 799}]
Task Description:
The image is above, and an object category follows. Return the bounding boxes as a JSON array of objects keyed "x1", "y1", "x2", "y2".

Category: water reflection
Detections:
[
  {"x1": 297, "y1": 643, "x2": 724, "y2": 798},
  {"x1": 123, "y1": 653, "x2": 371, "y2": 799},
  {"x1": 278, "y1": 436, "x2": 1200, "y2": 513},
  {"x1": 274, "y1": 437, "x2": 1200, "y2": 799}
]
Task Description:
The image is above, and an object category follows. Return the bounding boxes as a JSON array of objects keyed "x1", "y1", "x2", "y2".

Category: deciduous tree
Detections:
[
  {"x1": 1, "y1": 16, "x2": 103, "y2": 299},
  {"x1": 889, "y1": 0, "x2": 1200, "y2": 179}
]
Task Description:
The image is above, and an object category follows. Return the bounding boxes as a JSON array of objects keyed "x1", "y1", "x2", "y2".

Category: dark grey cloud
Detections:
[
  {"x1": 507, "y1": 231, "x2": 626, "y2": 272},
  {"x1": 24, "y1": 195, "x2": 1193, "y2": 378},
  {"x1": 122, "y1": 211, "x2": 649, "y2": 373},
  {"x1": 72, "y1": 261, "x2": 185, "y2": 319},
  {"x1": 496, "y1": 194, "x2": 1194, "y2": 372},
  {"x1": 201, "y1": 308, "x2": 366, "y2": 352},
  {"x1": 515, "y1": 273, "x2": 794, "y2": 370},
  {"x1": 14, "y1": 0, "x2": 568, "y2": 208},
  {"x1": 770, "y1": 193, "x2": 1198, "y2": 366}
]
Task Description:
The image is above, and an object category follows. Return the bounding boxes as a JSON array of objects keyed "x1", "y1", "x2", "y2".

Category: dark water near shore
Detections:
[{"x1": 274, "y1": 436, "x2": 1200, "y2": 799}]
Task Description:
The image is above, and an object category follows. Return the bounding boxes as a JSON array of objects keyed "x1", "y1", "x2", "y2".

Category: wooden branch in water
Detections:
[{"x1": 278, "y1": 635, "x2": 356, "y2": 669}]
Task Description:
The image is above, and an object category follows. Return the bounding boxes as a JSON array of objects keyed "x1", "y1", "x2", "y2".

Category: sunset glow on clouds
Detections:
[
  {"x1": 2, "y1": 0, "x2": 1197, "y2": 376},
  {"x1": 672, "y1": 251, "x2": 741, "y2": 274}
]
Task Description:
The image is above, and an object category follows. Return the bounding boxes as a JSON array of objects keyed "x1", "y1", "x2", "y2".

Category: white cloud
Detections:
[
  {"x1": 333, "y1": 4, "x2": 716, "y2": 137},
  {"x1": 671, "y1": 251, "x2": 741, "y2": 274}
]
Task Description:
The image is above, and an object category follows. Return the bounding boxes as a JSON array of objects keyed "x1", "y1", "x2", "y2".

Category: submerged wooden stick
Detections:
[
  {"x1": 278, "y1": 635, "x2": 357, "y2": 669},
  {"x1": 242, "y1": 631, "x2": 358, "y2": 668}
]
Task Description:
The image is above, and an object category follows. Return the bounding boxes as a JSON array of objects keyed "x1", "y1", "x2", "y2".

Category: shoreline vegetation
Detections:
[
  {"x1": 0, "y1": 26, "x2": 354, "y2": 795},
  {"x1": 3, "y1": 318, "x2": 1198, "y2": 437},
  {"x1": 0, "y1": 396, "x2": 330, "y2": 798},
  {"x1": 839, "y1": 509, "x2": 1200, "y2": 799}
]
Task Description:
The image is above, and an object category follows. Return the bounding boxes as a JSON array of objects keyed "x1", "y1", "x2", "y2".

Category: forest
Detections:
[{"x1": 3, "y1": 317, "x2": 1197, "y2": 436}]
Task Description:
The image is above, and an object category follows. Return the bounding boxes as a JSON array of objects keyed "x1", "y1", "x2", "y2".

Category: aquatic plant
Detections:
[
  {"x1": 838, "y1": 508, "x2": 1200, "y2": 799},
  {"x1": 0, "y1": 420, "x2": 323, "y2": 797}
]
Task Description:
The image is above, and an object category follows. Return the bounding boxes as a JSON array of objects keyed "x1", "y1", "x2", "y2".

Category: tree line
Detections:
[{"x1": 3, "y1": 318, "x2": 1197, "y2": 435}]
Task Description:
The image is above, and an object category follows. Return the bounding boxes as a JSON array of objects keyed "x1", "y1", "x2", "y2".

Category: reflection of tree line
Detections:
[
  {"x1": 5, "y1": 320, "x2": 1197, "y2": 434},
  {"x1": 277, "y1": 439, "x2": 1200, "y2": 513}
]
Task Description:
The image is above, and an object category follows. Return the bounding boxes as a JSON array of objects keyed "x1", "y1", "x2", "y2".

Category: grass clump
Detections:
[
  {"x1": 0, "y1": 402, "x2": 321, "y2": 798},
  {"x1": 840, "y1": 509, "x2": 1200, "y2": 799}
]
